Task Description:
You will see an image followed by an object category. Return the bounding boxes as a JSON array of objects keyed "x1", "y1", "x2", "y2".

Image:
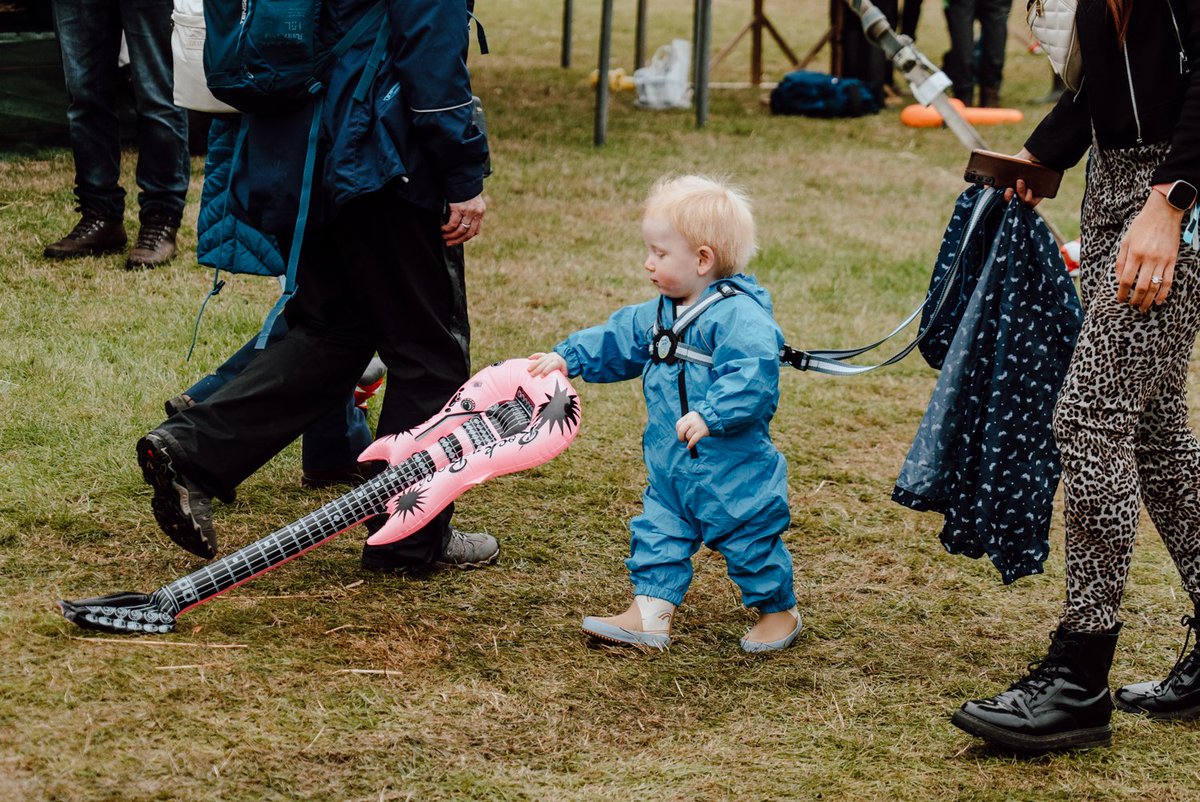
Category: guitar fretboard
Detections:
[{"x1": 153, "y1": 392, "x2": 533, "y2": 617}]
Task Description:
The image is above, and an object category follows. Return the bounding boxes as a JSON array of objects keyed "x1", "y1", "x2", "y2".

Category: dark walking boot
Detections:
[
  {"x1": 126, "y1": 213, "x2": 179, "y2": 269},
  {"x1": 136, "y1": 431, "x2": 218, "y2": 559},
  {"x1": 43, "y1": 209, "x2": 126, "y2": 259},
  {"x1": 951, "y1": 624, "x2": 1121, "y2": 754},
  {"x1": 979, "y1": 85, "x2": 1002, "y2": 108},
  {"x1": 1115, "y1": 606, "x2": 1200, "y2": 720}
]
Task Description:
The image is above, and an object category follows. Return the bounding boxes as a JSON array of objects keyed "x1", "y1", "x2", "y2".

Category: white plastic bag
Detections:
[
  {"x1": 633, "y1": 39, "x2": 692, "y2": 110},
  {"x1": 172, "y1": 0, "x2": 236, "y2": 113}
]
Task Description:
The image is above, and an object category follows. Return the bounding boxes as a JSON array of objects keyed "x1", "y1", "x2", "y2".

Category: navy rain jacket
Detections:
[
  {"x1": 893, "y1": 187, "x2": 1083, "y2": 584},
  {"x1": 215, "y1": 0, "x2": 488, "y2": 249}
]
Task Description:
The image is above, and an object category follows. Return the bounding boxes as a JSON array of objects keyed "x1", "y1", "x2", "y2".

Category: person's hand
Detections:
[
  {"x1": 1003, "y1": 149, "x2": 1045, "y2": 207},
  {"x1": 527, "y1": 352, "x2": 567, "y2": 377},
  {"x1": 1116, "y1": 191, "x2": 1186, "y2": 313},
  {"x1": 442, "y1": 194, "x2": 486, "y2": 246},
  {"x1": 675, "y1": 411, "x2": 710, "y2": 449}
]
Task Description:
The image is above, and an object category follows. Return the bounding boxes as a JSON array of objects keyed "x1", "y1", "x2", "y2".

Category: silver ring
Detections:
[
  {"x1": 1151, "y1": 275, "x2": 1164, "y2": 286},
  {"x1": 459, "y1": 221, "x2": 471, "y2": 228}
]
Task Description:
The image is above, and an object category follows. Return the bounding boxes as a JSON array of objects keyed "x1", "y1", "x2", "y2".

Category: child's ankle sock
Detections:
[{"x1": 634, "y1": 595, "x2": 675, "y2": 633}]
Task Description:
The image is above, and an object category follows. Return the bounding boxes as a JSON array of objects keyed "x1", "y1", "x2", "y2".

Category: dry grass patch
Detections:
[{"x1": 2, "y1": 0, "x2": 1198, "y2": 799}]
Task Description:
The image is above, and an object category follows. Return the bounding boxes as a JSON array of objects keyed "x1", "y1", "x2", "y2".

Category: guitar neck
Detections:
[{"x1": 154, "y1": 456, "x2": 434, "y2": 616}]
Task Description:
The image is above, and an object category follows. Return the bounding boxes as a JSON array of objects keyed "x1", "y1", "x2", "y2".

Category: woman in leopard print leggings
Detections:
[{"x1": 950, "y1": 0, "x2": 1200, "y2": 755}]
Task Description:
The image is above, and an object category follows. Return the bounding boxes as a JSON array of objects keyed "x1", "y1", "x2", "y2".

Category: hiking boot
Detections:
[
  {"x1": 43, "y1": 209, "x2": 126, "y2": 259},
  {"x1": 951, "y1": 624, "x2": 1120, "y2": 754},
  {"x1": 126, "y1": 214, "x2": 179, "y2": 269},
  {"x1": 361, "y1": 526, "x2": 499, "y2": 573},
  {"x1": 979, "y1": 85, "x2": 1002, "y2": 108},
  {"x1": 164, "y1": 393, "x2": 195, "y2": 417},
  {"x1": 136, "y1": 431, "x2": 217, "y2": 559},
  {"x1": 1115, "y1": 606, "x2": 1200, "y2": 720},
  {"x1": 437, "y1": 528, "x2": 500, "y2": 568}
]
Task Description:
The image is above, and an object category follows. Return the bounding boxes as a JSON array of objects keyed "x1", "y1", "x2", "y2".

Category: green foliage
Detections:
[{"x1": 1, "y1": 1, "x2": 1195, "y2": 799}]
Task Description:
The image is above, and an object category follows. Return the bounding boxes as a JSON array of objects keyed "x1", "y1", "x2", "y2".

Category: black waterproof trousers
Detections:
[{"x1": 156, "y1": 187, "x2": 471, "y2": 567}]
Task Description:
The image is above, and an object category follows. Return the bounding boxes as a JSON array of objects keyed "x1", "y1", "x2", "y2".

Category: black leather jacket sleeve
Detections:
[
  {"x1": 1152, "y1": 0, "x2": 1200, "y2": 186},
  {"x1": 1024, "y1": 85, "x2": 1093, "y2": 173},
  {"x1": 1022, "y1": 0, "x2": 1200, "y2": 187}
]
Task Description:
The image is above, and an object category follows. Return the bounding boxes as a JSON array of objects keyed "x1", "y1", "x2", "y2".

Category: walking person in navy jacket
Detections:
[
  {"x1": 951, "y1": 0, "x2": 1200, "y2": 753},
  {"x1": 134, "y1": 0, "x2": 496, "y2": 575}
]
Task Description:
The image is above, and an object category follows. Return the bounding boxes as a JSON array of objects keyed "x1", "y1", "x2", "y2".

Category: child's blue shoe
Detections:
[
  {"x1": 582, "y1": 595, "x2": 674, "y2": 650},
  {"x1": 740, "y1": 607, "x2": 803, "y2": 653}
]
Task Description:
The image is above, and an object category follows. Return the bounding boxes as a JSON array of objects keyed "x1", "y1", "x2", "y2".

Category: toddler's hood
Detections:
[{"x1": 715, "y1": 273, "x2": 774, "y2": 316}]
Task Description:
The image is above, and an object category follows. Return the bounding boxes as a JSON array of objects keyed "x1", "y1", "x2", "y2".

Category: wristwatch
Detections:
[{"x1": 1155, "y1": 180, "x2": 1199, "y2": 211}]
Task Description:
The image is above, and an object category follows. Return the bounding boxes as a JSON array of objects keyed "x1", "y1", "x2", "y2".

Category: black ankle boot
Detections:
[
  {"x1": 951, "y1": 624, "x2": 1121, "y2": 753},
  {"x1": 1115, "y1": 606, "x2": 1200, "y2": 720}
]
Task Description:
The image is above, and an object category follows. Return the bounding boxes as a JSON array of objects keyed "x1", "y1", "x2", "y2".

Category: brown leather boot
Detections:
[
  {"x1": 43, "y1": 209, "x2": 127, "y2": 259},
  {"x1": 979, "y1": 85, "x2": 1002, "y2": 108},
  {"x1": 126, "y1": 214, "x2": 179, "y2": 270}
]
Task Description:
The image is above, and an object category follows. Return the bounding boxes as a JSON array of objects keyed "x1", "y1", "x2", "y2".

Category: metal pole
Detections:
[
  {"x1": 695, "y1": 0, "x2": 711, "y2": 127},
  {"x1": 841, "y1": 0, "x2": 986, "y2": 151},
  {"x1": 561, "y1": 0, "x2": 573, "y2": 68},
  {"x1": 751, "y1": 0, "x2": 763, "y2": 85},
  {"x1": 594, "y1": 0, "x2": 614, "y2": 146},
  {"x1": 635, "y1": 0, "x2": 648, "y2": 68}
]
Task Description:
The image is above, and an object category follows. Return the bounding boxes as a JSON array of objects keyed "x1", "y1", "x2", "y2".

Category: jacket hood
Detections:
[{"x1": 712, "y1": 273, "x2": 774, "y2": 316}]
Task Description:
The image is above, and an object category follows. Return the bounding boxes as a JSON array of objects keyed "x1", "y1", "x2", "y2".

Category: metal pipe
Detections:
[
  {"x1": 695, "y1": 0, "x2": 712, "y2": 127},
  {"x1": 561, "y1": 0, "x2": 573, "y2": 68},
  {"x1": 594, "y1": 0, "x2": 614, "y2": 145}
]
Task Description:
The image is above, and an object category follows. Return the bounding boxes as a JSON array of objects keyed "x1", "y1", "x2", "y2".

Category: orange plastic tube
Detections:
[{"x1": 901, "y1": 99, "x2": 1024, "y2": 127}]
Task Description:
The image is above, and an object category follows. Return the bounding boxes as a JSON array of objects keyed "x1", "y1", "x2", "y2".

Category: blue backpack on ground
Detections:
[{"x1": 769, "y1": 70, "x2": 879, "y2": 118}]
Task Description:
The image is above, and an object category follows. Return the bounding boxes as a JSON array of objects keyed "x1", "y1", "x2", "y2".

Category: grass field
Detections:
[{"x1": 4, "y1": 1, "x2": 1200, "y2": 799}]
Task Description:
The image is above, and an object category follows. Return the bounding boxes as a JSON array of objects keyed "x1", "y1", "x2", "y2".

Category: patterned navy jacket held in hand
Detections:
[{"x1": 893, "y1": 186, "x2": 1083, "y2": 584}]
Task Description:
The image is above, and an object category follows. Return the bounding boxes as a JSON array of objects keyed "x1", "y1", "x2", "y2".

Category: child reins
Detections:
[{"x1": 651, "y1": 188, "x2": 998, "y2": 376}]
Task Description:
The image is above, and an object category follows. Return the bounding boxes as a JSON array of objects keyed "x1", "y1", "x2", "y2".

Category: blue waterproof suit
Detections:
[{"x1": 554, "y1": 275, "x2": 795, "y2": 611}]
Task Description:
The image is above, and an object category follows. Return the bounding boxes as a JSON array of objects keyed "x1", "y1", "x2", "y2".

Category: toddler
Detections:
[{"x1": 529, "y1": 175, "x2": 800, "y2": 652}]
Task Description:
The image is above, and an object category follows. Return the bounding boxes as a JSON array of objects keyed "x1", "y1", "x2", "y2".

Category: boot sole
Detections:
[
  {"x1": 950, "y1": 709, "x2": 1111, "y2": 754},
  {"x1": 1113, "y1": 696, "x2": 1200, "y2": 720},
  {"x1": 43, "y1": 243, "x2": 127, "y2": 259},
  {"x1": 581, "y1": 618, "x2": 670, "y2": 650},
  {"x1": 125, "y1": 256, "x2": 175, "y2": 271},
  {"x1": 434, "y1": 545, "x2": 500, "y2": 570},
  {"x1": 137, "y1": 436, "x2": 217, "y2": 560}
]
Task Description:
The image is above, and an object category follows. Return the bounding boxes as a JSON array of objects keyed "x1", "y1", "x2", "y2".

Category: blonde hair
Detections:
[{"x1": 644, "y1": 175, "x2": 757, "y2": 277}]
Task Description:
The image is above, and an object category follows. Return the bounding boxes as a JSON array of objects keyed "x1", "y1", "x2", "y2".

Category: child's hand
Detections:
[
  {"x1": 676, "y1": 412, "x2": 710, "y2": 449},
  {"x1": 528, "y1": 352, "x2": 568, "y2": 377}
]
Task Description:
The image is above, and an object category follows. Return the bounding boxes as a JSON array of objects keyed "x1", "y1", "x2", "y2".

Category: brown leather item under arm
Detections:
[{"x1": 964, "y1": 149, "x2": 1064, "y2": 199}]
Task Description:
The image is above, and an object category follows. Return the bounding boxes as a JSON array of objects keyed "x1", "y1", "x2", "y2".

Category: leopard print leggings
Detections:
[{"x1": 1056, "y1": 142, "x2": 1200, "y2": 633}]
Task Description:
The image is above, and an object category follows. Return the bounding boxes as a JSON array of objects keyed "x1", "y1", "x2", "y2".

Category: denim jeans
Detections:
[
  {"x1": 183, "y1": 314, "x2": 373, "y2": 474},
  {"x1": 51, "y1": 0, "x2": 188, "y2": 222},
  {"x1": 942, "y1": 0, "x2": 1014, "y2": 100}
]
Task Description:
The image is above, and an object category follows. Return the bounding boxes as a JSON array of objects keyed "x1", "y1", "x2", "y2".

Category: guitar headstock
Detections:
[{"x1": 58, "y1": 592, "x2": 176, "y2": 635}]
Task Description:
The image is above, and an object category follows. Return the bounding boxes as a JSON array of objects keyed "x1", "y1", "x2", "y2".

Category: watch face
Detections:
[{"x1": 1168, "y1": 181, "x2": 1199, "y2": 210}]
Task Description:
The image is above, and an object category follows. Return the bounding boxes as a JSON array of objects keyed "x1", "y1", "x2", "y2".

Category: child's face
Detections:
[{"x1": 641, "y1": 215, "x2": 711, "y2": 306}]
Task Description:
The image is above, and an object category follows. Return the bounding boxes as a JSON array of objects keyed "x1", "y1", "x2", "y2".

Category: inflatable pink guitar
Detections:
[{"x1": 58, "y1": 359, "x2": 580, "y2": 635}]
